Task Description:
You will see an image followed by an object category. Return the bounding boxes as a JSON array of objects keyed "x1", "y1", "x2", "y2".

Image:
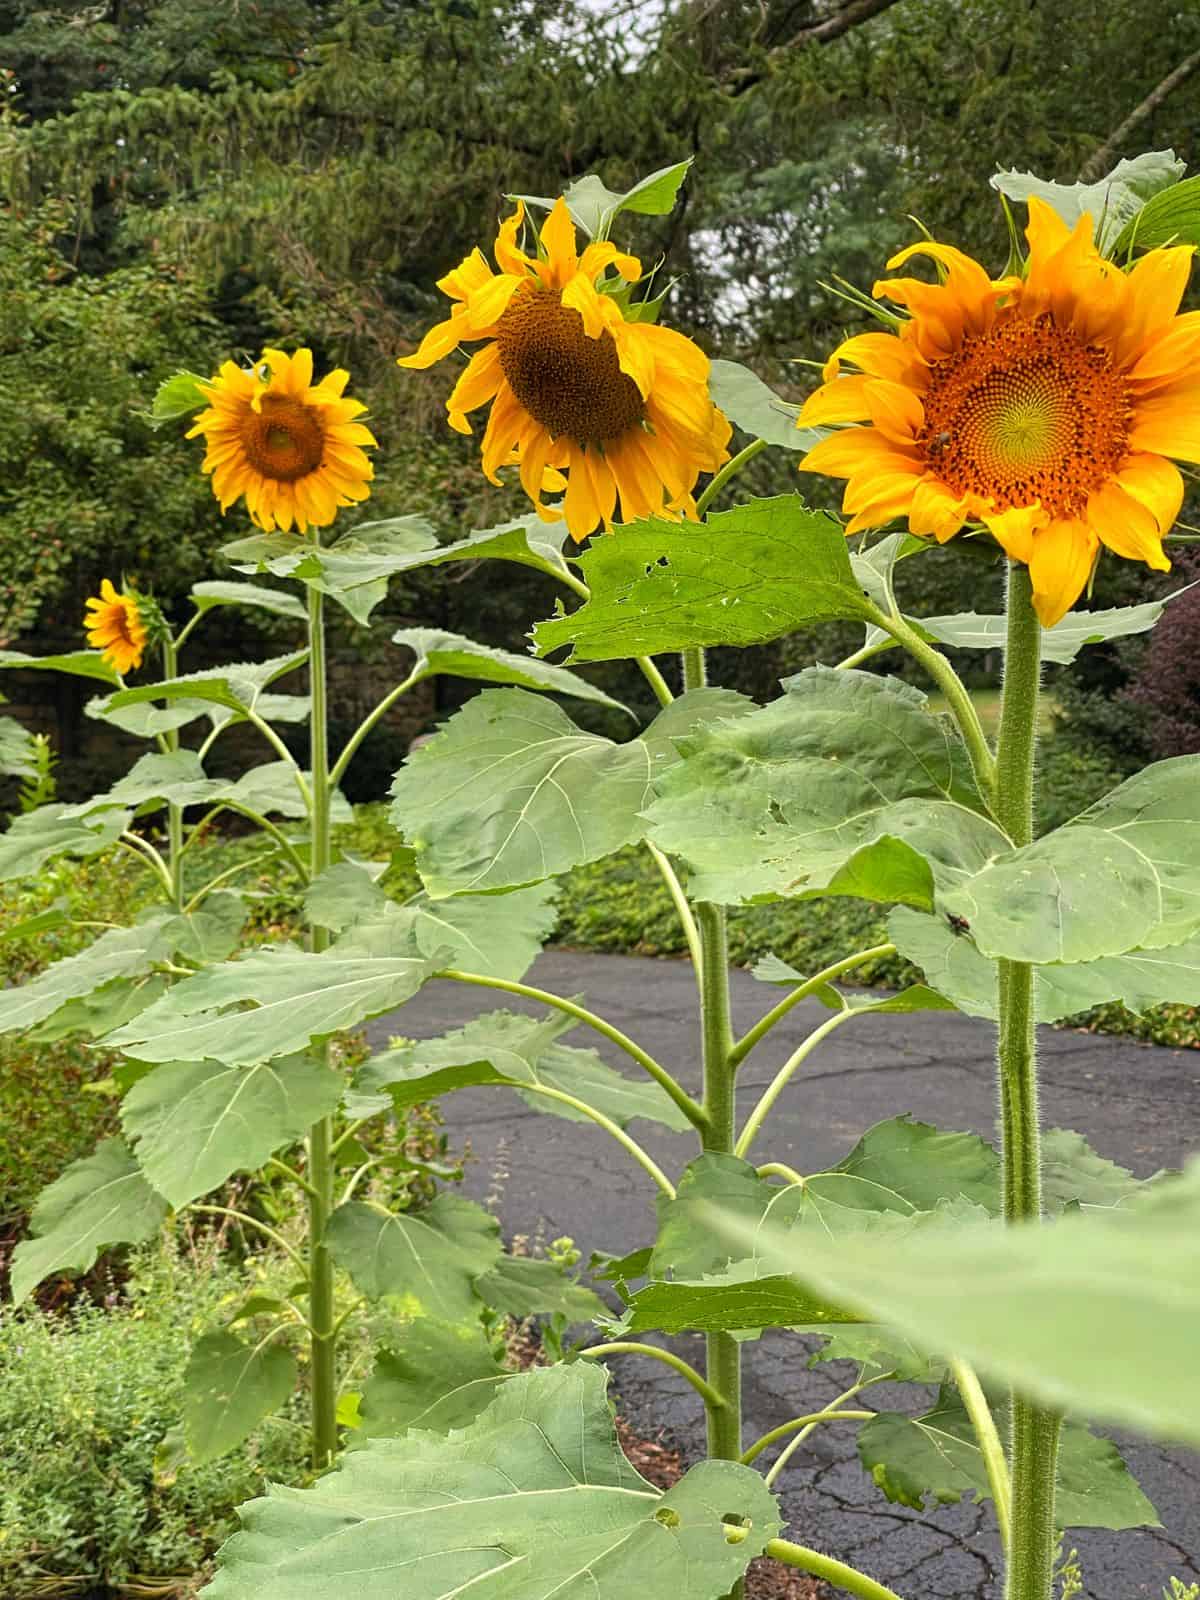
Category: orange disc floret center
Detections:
[
  {"x1": 240, "y1": 395, "x2": 326, "y2": 482},
  {"x1": 919, "y1": 313, "x2": 1130, "y2": 518},
  {"x1": 496, "y1": 285, "x2": 645, "y2": 445}
]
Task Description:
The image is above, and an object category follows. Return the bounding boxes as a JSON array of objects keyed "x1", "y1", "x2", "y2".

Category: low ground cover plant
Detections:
[{"x1": 3, "y1": 155, "x2": 1200, "y2": 1600}]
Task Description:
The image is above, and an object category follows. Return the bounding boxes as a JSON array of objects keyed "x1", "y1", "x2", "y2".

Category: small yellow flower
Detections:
[
  {"x1": 398, "y1": 198, "x2": 732, "y2": 539},
  {"x1": 187, "y1": 348, "x2": 376, "y2": 535},
  {"x1": 83, "y1": 580, "x2": 148, "y2": 675},
  {"x1": 799, "y1": 197, "x2": 1199, "y2": 625}
]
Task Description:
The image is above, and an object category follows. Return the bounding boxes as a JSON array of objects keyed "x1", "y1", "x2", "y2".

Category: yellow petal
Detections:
[
  {"x1": 446, "y1": 342, "x2": 505, "y2": 432},
  {"x1": 801, "y1": 426, "x2": 919, "y2": 481},
  {"x1": 579, "y1": 240, "x2": 642, "y2": 282},
  {"x1": 1086, "y1": 481, "x2": 1170, "y2": 569},
  {"x1": 981, "y1": 502, "x2": 1047, "y2": 565},
  {"x1": 1113, "y1": 453, "x2": 1184, "y2": 533},
  {"x1": 538, "y1": 198, "x2": 579, "y2": 289},
  {"x1": 798, "y1": 376, "x2": 874, "y2": 427},
  {"x1": 560, "y1": 272, "x2": 609, "y2": 340},
  {"x1": 863, "y1": 378, "x2": 924, "y2": 444},
  {"x1": 821, "y1": 331, "x2": 927, "y2": 386},
  {"x1": 1027, "y1": 520, "x2": 1098, "y2": 628},
  {"x1": 1112, "y1": 245, "x2": 1195, "y2": 365},
  {"x1": 397, "y1": 311, "x2": 470, "y2": 370},
  {"x1": 493, "y1": 205, "x2": 531, "y2": 277},
  {"x1": 908, "y1": 475, "x2": 968, "y2": 542},
  {"x1": 1128, "y1": 389, "x2": 1200, "y2": 463}
]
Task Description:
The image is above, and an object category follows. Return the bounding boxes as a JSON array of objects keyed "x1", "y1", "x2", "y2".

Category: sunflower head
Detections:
[
  {"x1": 798, "y1": 197, "x2": 1198, "y2": 625},
  {"x1": 187, "y1": 348, "x2": 377, "y2": 535},
  {"x1": 84, "y1": 579, "x2": 150, "y2": 675},
  {"x1": 397, "y1": 197, "x2": 731, "y2": 540}
]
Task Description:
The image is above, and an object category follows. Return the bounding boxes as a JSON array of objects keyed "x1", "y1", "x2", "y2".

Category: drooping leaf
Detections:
[
  {"x1": 182, "y1": 1331, "x2": 298, "y2": 1464},
  {"x1": 201, "y1": 1363, "x2": 780, "y2": 1600},
  {"x1": 0, "y1": 802, "x2": 129, "y2": 883},
  {"x1": 190, "y1": 580, "x2": 307, "y2": 622},
  {"x1": 991, "y1": 150, "x2": 1185, "y2": 253},
  {"x1": 121, "y1": 1053, "x2": 344, "y2": 1207},
  {"x1": 358, "y1": 1320, "x2": 510, "y2": 1439},
  {"x1": 391, "y1": 626, "x2": 630, "y2": 712},
  {"x1": 890, "y1": 597, "x2": 1183, "y2": 665},
  {"x1": 0, "y1": 714, "x2": 36, "y2": 778},
  {"x1": 10, "y1": 1139, "x2": 169, "y2": 1304},
  {"x1": 708, "y1": 360, "x2": 822, "y2": 451},
  {"x1": 859, "y1": 1388, "x2": 1158, "y2": 1529},
  {"x1": 59, "y1": 749, "x2": 227, "y2": 818},
  {"x1": 0, "y1": 914, "x2": 182, "y2": 1035},
  {"x1": 389, "y1": 685, "x2": 750, "y2": 897},
  {"x1": 944, "y1": 755, "x2": 1200, "y2": 962},
  {"x1": 324, "y1": 1193, "x2": 502, "y2": 1321},
  {"x1": 101, "y1": 649, "x2": 306, "y2": 712},
  {"x1": 532, "y1": 495, "x2": 874, "y2": 662},
  {"x1": 645, "y1": 668, "x2": 1001, "y2": 905},
  {"x1": 0, "y1": 647, "x2": 121, "y2": 685},
  {"x1": 474, "y1": 1254, "x2": 606, "y2": 1324},
  {"x1": 224, "y1": 516, "x2": 439, "y2": 624},
  {"x1": 31, "y1": 972, "x2": 169, "y2": 1043},
  {"x1": 705, "y1": 1160, "x2": 1200, "y2": 1446},
  {"x1": 347, "y1": 1007, "x2": 691, "y2": 1133},
  {"x1": 105, "y1": 943, "x2": 443, "y2": 1066}
]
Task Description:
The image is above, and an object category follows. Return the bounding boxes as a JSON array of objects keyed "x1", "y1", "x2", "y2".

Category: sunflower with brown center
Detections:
[
  {"x1": 84, "y1": 579, "x2": 148, "y2": 675},
  {"x1": 397, "y1": 198, "x2": 732, "y2": 538},
  {"x1": 187, "y1": 348, "x2": 376, "y2": 535},
  {"x1": 798, "y1": 196, "x2": 1200, "y2": 624}
]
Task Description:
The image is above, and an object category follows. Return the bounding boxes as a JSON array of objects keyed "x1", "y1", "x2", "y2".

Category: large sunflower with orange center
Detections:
[
  {"x1": 398, "y1": 198, "x2": 732, "y2": 538},
  {"x1": 84, "y1": 579, "x2": 148, "y2": 675},
  {"x1": 798, "y1": 196, "x2": 1199, "y2": 624},
  {"x1": 187, "y1": 349, "x2": 376, "y2": 535}
]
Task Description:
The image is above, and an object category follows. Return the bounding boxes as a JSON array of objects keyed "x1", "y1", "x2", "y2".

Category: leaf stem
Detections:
[
  {"x1": 865, "y1": 599, "x2": 997, "y2": 805},
  {"x1": 762, "y1": 1372, "x2": 891, "y2": 1488},
  {"x1": 695, "y1": 438, "x2": 767, "y2": 518},
  {"x1": 735, "y1": 1008, "x2": 857, "y2": 1158},
  {"x1": 182, "y1": 847, "x2": 281, "y2": 913},
  {"x1": 995, "y1": 562, "x2": 1059, "y2": 1600},
  {"x1": 755, "y1": 1161, "x2": 805, "y2": 1186},
  {"x1": 436, "y1": 968, "x2": 706, "y2": 1129},
  {"x1": 756, "y1": 1536, "x2": 910, "y2": 1600},
  {"x1": 728, "y1": 943, "x2": 897, "y2": 1071},
  {"x1": 950, "y1": 1356, "x2": 1011, "y2": 1554},
  {"x1": 161, "y1": 634, "x2": 185, "y2": 909},
  {"x1": 329, "y1": 666, "x2": 421, "y2": 789},
  {"x1": 187, "y1": 1204, "x2": 309, "y2": 1276},
  {"x1": 517, "y1": 1083, "x2": 676, "y2": 1196},
  {"x1": 645, "y1": 840, "x2": 703, "y2": 972},
  {"x1": 119, "y1": 832, "x2": 175, "y2": 898},
  {"x1": 266, "y1": 1155, "x2": 319, "y2": 1202},
  {"x1": 580, "y1": 1341, "x2": 726, "y2": 1409},
  {"x1": 739, "y1": 1409, "x2": 875, "y2": 1465}
]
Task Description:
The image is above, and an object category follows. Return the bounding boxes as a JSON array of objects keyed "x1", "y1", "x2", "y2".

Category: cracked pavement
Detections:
[{"x1": 366, "y1": 950, "x2": 1200, "y2": 1600}]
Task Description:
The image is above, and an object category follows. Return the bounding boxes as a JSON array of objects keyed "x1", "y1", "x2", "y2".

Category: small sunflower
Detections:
[
  {"x1": 397, "y1": 198, "x2": 732, "y2": 539},
  {"x1": 187, "y1": 349, "x2": 376, "y2": 535},
  {"x1": 798, "y1": 197, "x2": 1199, "y2": 625},
  {"x1": 84, "y1": 580, "x2": 148, "y2": 675}
]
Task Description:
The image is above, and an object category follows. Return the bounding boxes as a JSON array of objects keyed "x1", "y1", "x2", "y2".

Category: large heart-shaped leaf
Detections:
[
  {"x1": 121, "y1": 1053, "x2": 343, "y2": 1207},
  {"x1": 389, "y1": 685, "x2": 750, "y2": 897},
  {"x1": 532, "y1": 495, "x2": 874, "y2": 663},
  {"x1": 859, "y1": 1386, "x2": 1158, "y2": 1529},
  {"x1": 991, "y1": 150, "x2": 1185, "y2": 253},
  {"x1": 358, "y1": 1319, "x2": 511, "y2": 1439},
  {"x1": 105, "y1": 943, "x2": 443, "y2": 1065},
  {"x1": 201, "y1": 1363, "x2": 781, "y2": 1600},
  {"x1": 474, "y1": 1253, "x2": 606, "y2": 1323},
  {"x1": 0, "y1": 647, "x2": 121, "y2": 685},
  {"x1": 324, "y1": 1193, "x2": 502, "y2": 1320},
  {"x1": 182, "y1": 1330, "x2": 298, "y2": 1464},
  {"x1": 708, "y1": 360, "x2": 822, "y2": 451},
  {"x1": 706, "y1": 1160, "x2": 1200, "y2": 1446},
  {"x1": 518, "y1": 159, "x2": 693, "y2": 237},
  {"x1": 10, "y1": 1139, "x2": 169, "y2": 1304},
  {"x1": 646, "y1": 667, "x2": 1002, "y2": 905}
]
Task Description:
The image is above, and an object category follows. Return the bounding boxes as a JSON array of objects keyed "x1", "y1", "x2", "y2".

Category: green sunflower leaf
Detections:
[
  {"x1": 182, "y1": 1331, "x2": 298, "y2": 1464},
  {"x1": 324, "y1": 1193, "x2": 502, "y2": 1320}
]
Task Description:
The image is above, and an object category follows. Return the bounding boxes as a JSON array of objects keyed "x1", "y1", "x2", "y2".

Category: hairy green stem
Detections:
[
  {"x1": 866, "y1": 600, "x2": 997, "y2": 805},
  {"x1": 519, "y1": 1084, "x2": 676, "y2": 1196},
  {"x1": 581, "y1": 1342, "x2": 726, "y2": 1410},
  {"x1": 735, "y1": 1008, "x2": 857, "y2": 1158},
  {"x1": 995, "y1": 563, "x2": 1059, "y2": 1600},
  {"x1": 951, "y1": 1357, "x2": 1011, "y2": 1553},
  {"x1": 728, "y1": 943, "x2": 897, "y2": 1070},
  {"x1": 161, "y1": 635, "x2": 185, "y2": 909},
  {"x1": 305, "y1": 576, "x2": 338, "y2": 1471},
  {"x1": 437, "y1": 969, "x2": 706, "y2": 1128}
]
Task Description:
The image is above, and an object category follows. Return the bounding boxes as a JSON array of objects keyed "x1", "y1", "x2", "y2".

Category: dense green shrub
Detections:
[{"x1": 0, "y1": 1240, "x2": 311, "y2": 1598}]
